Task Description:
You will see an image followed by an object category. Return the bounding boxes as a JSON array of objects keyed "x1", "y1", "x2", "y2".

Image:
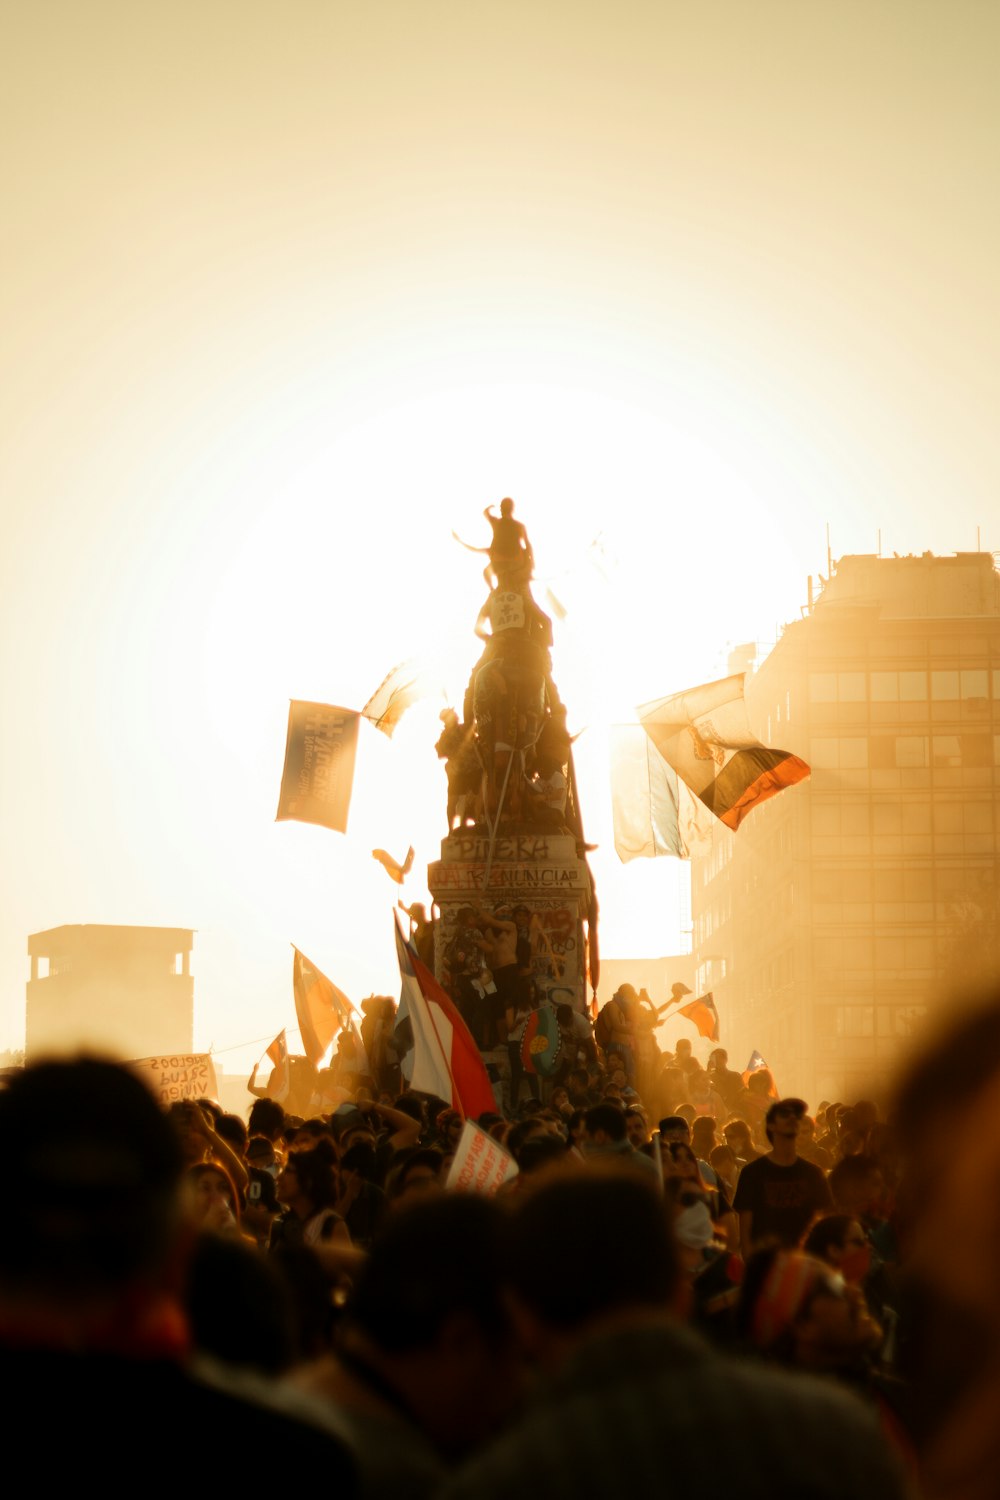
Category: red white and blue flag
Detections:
[
  {"x1": 393, "y1": 917, "x2": 497, "y2": 1119},
  {"x1": 743, "y1": 1049, "x2": 780, "y2": 1097}
]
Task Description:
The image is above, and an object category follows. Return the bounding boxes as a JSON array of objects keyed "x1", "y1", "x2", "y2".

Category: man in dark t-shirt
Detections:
[{"x1": 733, "y1": 1098, "x2": 832, "y2": 1254}]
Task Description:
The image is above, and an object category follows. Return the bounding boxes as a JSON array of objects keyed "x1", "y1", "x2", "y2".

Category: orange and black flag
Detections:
[
  {"x1": 678, "y1": 992, "x2": 720, "y2": 1042},
  {"x1": 638, "y1": 674, "x2": 809, "y2": 833}
]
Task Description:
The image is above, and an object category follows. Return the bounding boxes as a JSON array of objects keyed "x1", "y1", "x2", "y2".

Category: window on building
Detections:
[
  {"x1": 931, "y1": 670, "x2": 960, "y2": 700},
  {"x1": 877, "y1": 1005, "x2": 927, "y2": 1036},
  {"x1": 818, "y1": 1007, "x2": 875, "y2": 1038},
  {"x1": 811, "y1": 737, "x2": 868, "y2": 768},
  {"x1": 900, "y1": 671, "x2": 928, "y2": 701},
  {"x1": 872, "y1": 736, "x2": 929, "y2": 768},
  {"x1": 902, "y1": 801, "x2": 931, "y2": 832},
  {"x1": 961, "y1": 669, "x2": 989, "y2": 701},
  {"x1": 809, "y1": 674, "x2": 838, "y2": 703}
]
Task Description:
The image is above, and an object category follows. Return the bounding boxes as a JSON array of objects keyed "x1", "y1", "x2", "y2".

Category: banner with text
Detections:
[
  {"x1": 445, "y1": 1119, "x2": 519, "y2": 1194},
  {"x1": 276, "y1": 701, "x2": 360, "y2": 834},
  {"x1": 131, "y1": 1053, "x2": 218, "y2": 1106}
]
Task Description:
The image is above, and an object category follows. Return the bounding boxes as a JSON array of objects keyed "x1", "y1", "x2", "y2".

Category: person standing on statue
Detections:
[{"x1": 454, "y1": 497, "x2": 534, "y2": 587}]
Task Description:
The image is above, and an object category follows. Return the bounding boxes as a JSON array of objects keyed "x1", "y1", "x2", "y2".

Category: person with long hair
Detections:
[{"x1": 270, "y1": 1143, "x2": 350, "y2": 1251}]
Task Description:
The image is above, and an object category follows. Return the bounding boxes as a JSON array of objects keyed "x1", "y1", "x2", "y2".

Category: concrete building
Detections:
[
  {"x1": 690, "y1": 552, "x2": 1000, "y2": 1106},
  {"x1": 26, "y1": 924, "x2": 194, "y2": 1061}
]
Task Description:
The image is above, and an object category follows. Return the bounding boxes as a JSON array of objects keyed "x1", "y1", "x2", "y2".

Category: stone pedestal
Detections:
[{"x1": 428, "y1": 829, "x2": 593, "y2": 1013}]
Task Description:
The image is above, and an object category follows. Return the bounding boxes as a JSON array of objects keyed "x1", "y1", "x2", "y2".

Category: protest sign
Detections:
[
  {"x1": 131, "y1": 1053, "x2": 218, "y2": 1106},
  {"x1": 445, "y1": 1118, "x2": 518, "y2": 1195}
]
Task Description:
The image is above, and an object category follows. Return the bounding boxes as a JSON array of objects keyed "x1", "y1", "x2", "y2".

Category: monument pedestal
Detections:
[{"x1": 428, "y1": 829, "x2": 593, "y2": 1013}]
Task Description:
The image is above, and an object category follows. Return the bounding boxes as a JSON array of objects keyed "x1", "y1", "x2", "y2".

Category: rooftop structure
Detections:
[{"x1": 26, "y1": 923, "x2": 194, "y2": 1062}]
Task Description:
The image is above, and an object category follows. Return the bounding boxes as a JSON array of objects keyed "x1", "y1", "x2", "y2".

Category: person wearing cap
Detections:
[{"x1": 732, "y1": 1098, "x2": 832, "y2": 1257}]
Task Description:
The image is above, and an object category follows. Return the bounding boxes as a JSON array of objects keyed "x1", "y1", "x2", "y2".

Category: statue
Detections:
[
  {"x1": 453, "y1": 497, "x2": 535, "y2": 588},
  {"x1": 469, "y1": 561, "x2": 554, "y2": 820}
]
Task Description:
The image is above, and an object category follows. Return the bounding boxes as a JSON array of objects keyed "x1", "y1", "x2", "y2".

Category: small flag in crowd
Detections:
[
  {"x1": 519, "y1": 1007, "x2": 564, "y2": 1077},
  {"x1": 249, "y1": 1030, "x2": 290, "y2": 1102},
  {"x1": 394, "y1": 917, "x2": 496, "y2": 1119},
  {"x1": 609, "y1": 724, "x2": 715, "y2": 861},
  {"x1": 371, "y1": 845, "x2": 415, "y2": 884},
  {"x1": 292, "y1": 946, "x2": 361, "y2": 1067},
  {"x1": 638, "y1": 674, "x2": 809, "y2": 833},
  {"x1": 678, "y1": 992, "x2": 720, "y2": 1042},
  {"x1": 743, "y1": 1049, "x2": 780, "y2": 1097},
  {"x1": 276, "y1": 701, "x2": 360, "y2": 833}
]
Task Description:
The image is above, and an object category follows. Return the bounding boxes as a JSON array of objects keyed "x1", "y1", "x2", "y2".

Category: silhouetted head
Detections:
[{"x1": 0, "y1": 1057, "x2": 183, "y2": 1302}]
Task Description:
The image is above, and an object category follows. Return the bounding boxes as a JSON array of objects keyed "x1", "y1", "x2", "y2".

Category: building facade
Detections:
[
  {"x1": 691, "y1": 553, "x2": 1000, "y2": 1105},
  {"x1": 26, "y1": 924, "x2": 194, "y2": 1061}
]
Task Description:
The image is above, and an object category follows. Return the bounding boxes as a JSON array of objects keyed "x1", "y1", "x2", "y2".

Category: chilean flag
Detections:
[
  {"x1": 678, "y1": 992, "x2": 720, "y2": 1042},
  {"x1": 393, "y1": 916, "x2": 497, "y2": 1119}
]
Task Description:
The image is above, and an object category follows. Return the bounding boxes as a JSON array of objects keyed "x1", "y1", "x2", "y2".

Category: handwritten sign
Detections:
[
  {"x1": 445, "y1": 1119, "x2": 519, "y2": 1195},
  {"x1": 131, "y1": 1053, "x2": 218, "y2": 1105}
]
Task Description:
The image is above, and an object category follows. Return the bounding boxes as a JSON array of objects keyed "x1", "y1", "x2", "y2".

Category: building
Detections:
[
  {"x1": 26, "y1": 924, "x2": 194, "y2": 1062},
  {"x1": 690, "y1": 552, "x2": 1000, "y2": 1106}
]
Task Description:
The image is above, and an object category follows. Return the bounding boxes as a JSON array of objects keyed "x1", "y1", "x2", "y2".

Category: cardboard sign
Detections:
[
  {"x1": 445, "y1": 1119, "x2": 518, "y2": 1195},
  {"x1": 131, "y1": 1053, "x2": 218, "y2": 1105}
]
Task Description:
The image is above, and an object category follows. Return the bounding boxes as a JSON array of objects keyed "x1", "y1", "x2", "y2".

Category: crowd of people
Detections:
[{"x1": 7, "y1": 983, "x2": 1000, "y2": 1499}]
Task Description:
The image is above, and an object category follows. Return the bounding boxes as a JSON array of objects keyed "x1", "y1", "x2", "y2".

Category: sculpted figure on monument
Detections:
[
  {"x1": 470, "y1": 561, "x2": 553, "y2": 821},
  {"x1": 453, "y1": 496, "x2": 535, "y2": 587}
]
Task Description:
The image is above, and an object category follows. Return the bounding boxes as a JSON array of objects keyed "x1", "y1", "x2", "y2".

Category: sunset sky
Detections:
[{"x1": 2, "y1": 2, "x2": 998, "y2": 1067}]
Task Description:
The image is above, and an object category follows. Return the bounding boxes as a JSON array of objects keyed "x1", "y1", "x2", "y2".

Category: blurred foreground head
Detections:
[
  {"x1": 344, "y1": 1192, "x2": 518, "y2": 1457},
  {"x1": 892, "y1": 995, "x2": 1000, "y2": 1497},
  {"x1": 0, "y1": 1057, "x2": 182, "y2": 1307},
  {"x1": 506, "y1": 1169, "x2": 678, "y2": 1332},
  {"x1": 894, "y1": 994, "x2": 1000, "y2": 1320}
]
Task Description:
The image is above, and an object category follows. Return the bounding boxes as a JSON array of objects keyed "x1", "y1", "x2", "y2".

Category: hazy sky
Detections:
[{"x1": 3, "y1": 1, "x2": 998, "y2": 1066}]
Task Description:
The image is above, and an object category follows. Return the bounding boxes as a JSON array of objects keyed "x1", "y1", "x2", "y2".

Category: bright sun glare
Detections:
[{"x1": 172, "y1": 372, "x2": 807, "y2": 1068}]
